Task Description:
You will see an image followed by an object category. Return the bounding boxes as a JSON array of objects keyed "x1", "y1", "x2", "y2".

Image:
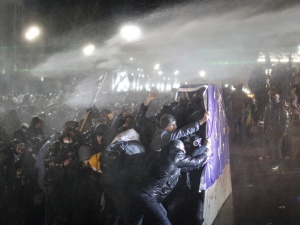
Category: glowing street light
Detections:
[
  {"x1": 120, "y1": 25, "x2": 141, "y2": 42},
  {"x1": 199, "y1": 70, "x2": 206, "y2": 78},
  {"x1": 25, "y1": 26, "x2": 41, "y2": 41},
  {"x1": 82, "y1": 44, "x2": 95, "y2": 56},
  {"x1": 154, "y1": 64, "x2": 160, "y2": 70}
]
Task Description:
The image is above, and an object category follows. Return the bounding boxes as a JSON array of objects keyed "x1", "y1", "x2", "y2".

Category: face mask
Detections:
[
  {"x1": 62, "y1": 137, "x2": 73, "y2": 148},
  {"x1": 63, "y1": 139, "x2": 72, "y2": 144}
]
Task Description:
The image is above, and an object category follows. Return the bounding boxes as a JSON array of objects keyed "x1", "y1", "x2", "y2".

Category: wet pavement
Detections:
[{"x1": 213, "y1": 143, "x2": 300, "y2": 225}]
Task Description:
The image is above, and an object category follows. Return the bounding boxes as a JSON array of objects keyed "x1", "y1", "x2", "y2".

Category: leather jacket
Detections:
[
  {"x1": 140, "y1": 145, "x2": 208, "y2": 202},
  {"x1": 150, "y1": 121, "x2": 201, "y2": 152}
]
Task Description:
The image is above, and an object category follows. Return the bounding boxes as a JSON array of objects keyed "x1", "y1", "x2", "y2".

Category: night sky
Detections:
[
  {"x1": 27, "y1": 0, "x2": 191, "y2": 36},
  {"x1": 27, "y1": 0, "x2": 300, "y2": 39},
  {"x1": 21, "y1": 0, "x2": 300, "y2": 85}
]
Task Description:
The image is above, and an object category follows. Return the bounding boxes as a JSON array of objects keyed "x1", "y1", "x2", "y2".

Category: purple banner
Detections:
[{"x1": 204, "y1": 85, "x2": 230, "y2": 189}]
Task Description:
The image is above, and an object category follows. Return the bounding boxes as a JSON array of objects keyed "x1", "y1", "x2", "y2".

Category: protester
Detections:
[
  {"x1": 125, "y1": 139, "x2": 211, "y2": 225},
  {"x1": 227, "y1": 83, "x2": 248, "y2": 144},
  {"x1": 150, "y1": 112, "x2": 209, "y2": 152},
  {"x1": 263, "y1": 91, "x2": 289, "y2": 169}
]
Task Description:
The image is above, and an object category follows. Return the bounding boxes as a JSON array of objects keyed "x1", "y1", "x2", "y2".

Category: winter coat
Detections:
[
  {"x1": 227, "y1": 90, "x2": 248, "y2": 115},
  {"x1": 100, "y1": 129, "x2": 145, "y2": 187},
  {"x1": 263, "y1": 102, "x2": 289, "y2": 135},
  {"x1": 26, "y1": 126, "x2": 44, "y2": 142},
  {"x1": 139, "y1": 145, "x2": 208, "y2": 203},
  {"x1": 136, "y1": 103, "x2": 158, "y2": 149},
  {"x1": 150, "y1": 121, "x2": 202, "y2": 152},
  {"x1": 3, "y1": 145, "x2": 37, "y2": 197}
]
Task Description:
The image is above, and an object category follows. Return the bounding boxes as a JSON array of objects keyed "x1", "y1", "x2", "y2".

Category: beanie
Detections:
[
  {"x1": 160, "y1": 114, "x2": 176, "y2": 129},
  {"x1": 20, "y1": 123, "x2": 29, "y2": 129}
]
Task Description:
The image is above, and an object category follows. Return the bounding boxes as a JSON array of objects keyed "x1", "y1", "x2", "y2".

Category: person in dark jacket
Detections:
[
  {"x1": 149, "y1": 112, "x2": 209, "y2": 152},
  {"x1": 263, "y1": 91, "x2": 289, "y2": 169},
  {"x1": 102, "y1": 108, "x2": 114, "y2": 127},
  {"x1": 1, "y1": 140, "x2": 38, "y2": 225},
  {"x1": 135, "y1": 92, "x2": 158, "y2": 149},
  {"x1": 38, "y1": 121, "x2": 81, "y2": 225},
  {"x1": 26, "y1": 116, "x2": 45, "y2": 143},
  {"x1": 126, "y1": 139, "x2": 211, "y2": 225},
  {"x1": 172, "y1": 92, "x2": 190, "y2": 129},
  {"x1": 166, "y1": 136, "x2": 209, "y2": 225},
  {"x1": 12, "y1": 123, "x2": 29, "y2": 144},
  {"x1": 91, "y1": 124, "x2": 109, "y2": 155},
  {"x1": 2, "y1": 109, "x2": 22, "y2": 137},
  {"x1": 227, "y1": 83, "x2": 248, "y2": 144},
  {"x1": 100, "y1": 114, "x2": 145, "y2": 225},
  {"x1": 69, "y1": 145, "x2": 104, "y2": 225}
]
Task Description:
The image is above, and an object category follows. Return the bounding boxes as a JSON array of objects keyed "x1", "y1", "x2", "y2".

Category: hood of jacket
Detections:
[{"x1": 111, "y1": 128, "x2": 140, "y2": 144}]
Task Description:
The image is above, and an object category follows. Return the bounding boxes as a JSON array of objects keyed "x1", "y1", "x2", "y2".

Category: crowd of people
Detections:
[
  {"x1": 225, "y1": 65, "x2": 300, "y2": 170},
  {"x1": 1, "y1": 63, "x2": 300, "y2": 225},
  {"x1": 0, "y1": 88, "x2": 211, "y2": 225}
]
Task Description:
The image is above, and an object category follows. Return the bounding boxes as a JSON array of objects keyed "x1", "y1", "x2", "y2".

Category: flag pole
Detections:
[{"x1": 80, "y1": 73, "x2": 108, "y2": 132}]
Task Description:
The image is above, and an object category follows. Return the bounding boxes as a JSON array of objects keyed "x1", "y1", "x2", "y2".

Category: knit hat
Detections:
[
  {"x1": 31, "y1": 117, "x2": 42, "y2": 126},
  {"x1": 20, "y1": 123, "x2": 29, "y2": 129},
  {"x1": 160, "y1": 114, "x2": 176, "y2": 129}
]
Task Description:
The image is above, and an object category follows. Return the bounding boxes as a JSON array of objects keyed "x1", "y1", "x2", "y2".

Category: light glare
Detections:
[
  {"x1": 25, "y1": 26, "x2": 40, "y2": 41},
  {"x1": 121, "y1": 25, "x2": 141, "y2": 41},
  {"x1": 199, "y1": 70, "x2": 206, "y2": 77},
  {"x1": 83, "y1": 44, "x2": 95, "y2": 56},
  {"x1": 154, "y1": 64, "x2": 160, "y2": 70}
]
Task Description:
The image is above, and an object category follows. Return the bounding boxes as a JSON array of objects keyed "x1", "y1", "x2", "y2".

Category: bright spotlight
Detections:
[
  {"x1": 158, "y1": 70, "x2": 163, "y2": 75},
  {"x1": 25, "y1": 26, "x2": 41, "y2": 41},
  {"x1": 199, "y1": 70, "x2": 206, "y2": 77},
  {"x1": 154, "y1": 64, "x2": 160, "y2": 70},
  {"x1": 174, "y1": 70, "x2": 179, "y2": 75},
  {"x1": 120, "y1": 25, "x2": 141, "y2": 42},
  {"x1": 83, "y1": 44, "x2": 95, "y2": 56}
]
